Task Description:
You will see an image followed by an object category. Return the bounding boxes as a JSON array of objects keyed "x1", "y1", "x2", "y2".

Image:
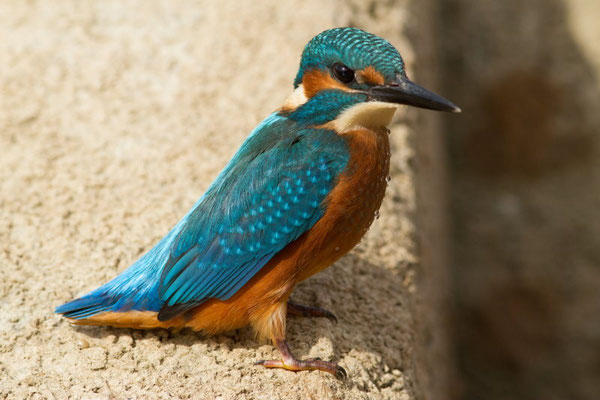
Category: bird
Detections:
[{"x1": 55, "y1": 27, "x2": 459, "y2": 378}]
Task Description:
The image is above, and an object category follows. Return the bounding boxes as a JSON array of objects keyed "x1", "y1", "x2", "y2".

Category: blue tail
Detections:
[
  {"x1": 55, "y1": 221, "x2": 184, "y2": 319},
  {"x1": 55, "y1": 292, "x2": 114, "y2": 319}
]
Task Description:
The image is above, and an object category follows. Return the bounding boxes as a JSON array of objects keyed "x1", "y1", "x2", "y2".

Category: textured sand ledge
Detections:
[{"x1": 0, "y1": 1, "x2": 448, "y2": 399}]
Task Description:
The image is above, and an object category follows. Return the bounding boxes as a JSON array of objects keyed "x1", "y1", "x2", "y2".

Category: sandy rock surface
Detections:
[{"x1": 0, "y1": 1, "x2": 418, "y2": 399}]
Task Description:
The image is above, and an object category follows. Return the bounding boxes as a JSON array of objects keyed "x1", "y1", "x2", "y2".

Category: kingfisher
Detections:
[{"x1": 56, "y1": 27, "x2": 459, "y2": 378}]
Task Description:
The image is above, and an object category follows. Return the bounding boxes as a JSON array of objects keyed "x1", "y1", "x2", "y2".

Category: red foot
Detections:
[{"x1": 256, "y1": 338, "x2": 346, "y2": 379}]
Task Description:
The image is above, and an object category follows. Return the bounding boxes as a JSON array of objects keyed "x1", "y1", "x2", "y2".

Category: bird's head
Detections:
[{"x1": 283, "y1": 27, "x2": 460, "y2": 132}]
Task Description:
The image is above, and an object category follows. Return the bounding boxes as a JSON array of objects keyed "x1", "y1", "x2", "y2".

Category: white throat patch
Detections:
[
  {"x1": 282, "y1": 84, "x2": 308, "y2": 110},
  {"x1": 331, "y1": 101, "x2": 399, "y2": 133}
]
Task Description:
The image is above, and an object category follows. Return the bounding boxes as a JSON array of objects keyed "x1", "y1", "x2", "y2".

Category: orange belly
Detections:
[{"x1": 72, "y1": 127, "x2": 390, "y2": 338}]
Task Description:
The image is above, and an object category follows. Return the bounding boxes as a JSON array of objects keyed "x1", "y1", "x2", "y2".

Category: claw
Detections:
[
  {"x1": 256, "y1": 357, "x2": 346, "y2": 379},
  {"x1": 287, "y1": 301, "x2": 338, "y2": 323},
  {"x1": 257, "y1": 338, "x2": 347, "y2": 379},
  {"x1": 336, "y1": 365, "x2": 347, "y2": 380}
]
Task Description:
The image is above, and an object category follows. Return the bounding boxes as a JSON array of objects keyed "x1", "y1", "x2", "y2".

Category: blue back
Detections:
[
  {"x1": 56, "y1": 114, "x2": 350, "y2": 319},
  {"x1": 157, "y1": 114, "x2": 349, "y2": 318}
]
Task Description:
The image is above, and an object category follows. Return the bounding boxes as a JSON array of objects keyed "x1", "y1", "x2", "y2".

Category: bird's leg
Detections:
[
  {"x1": 254, "y1": 301, "x2": 346, "y2": 378},
  {"x1": 257, "y1": 338, "x2": 347, "y2": 379},
  {"x1": 286, "y1": 301, "x2": 337, "y2": 323}
]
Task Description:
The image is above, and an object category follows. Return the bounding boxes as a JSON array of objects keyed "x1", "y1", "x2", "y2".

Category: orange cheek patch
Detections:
[
  {"x1": 302, "y1": 69, "x2": 350, "y2": 98},
  {"x1": 357, "y1": 66, "x2": 385, "y2": 85}
]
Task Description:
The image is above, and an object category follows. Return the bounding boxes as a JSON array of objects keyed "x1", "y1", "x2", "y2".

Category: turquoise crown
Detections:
[{"x1": 293, "y1": 27, "x2": 406, "y2": 88}]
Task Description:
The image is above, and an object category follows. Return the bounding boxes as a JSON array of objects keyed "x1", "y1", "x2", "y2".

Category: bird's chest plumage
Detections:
[
  {"x1": 294, "y1": 127, "x2": 391, "y2": 281},
  {"x1": 331, "y1": 128, "x2": 390, "y2": 235}
]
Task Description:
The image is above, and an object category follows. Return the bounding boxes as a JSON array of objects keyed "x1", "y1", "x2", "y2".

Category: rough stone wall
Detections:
[
  {"x1": 0, "y1": 1, "x2": 449, "y2": 399},
  {"x1": 440, "y1": 0, "x2": 600, "y2": 399},
  {"x1": 405, "y1": 2, "x2": 456, "y2": 399}
]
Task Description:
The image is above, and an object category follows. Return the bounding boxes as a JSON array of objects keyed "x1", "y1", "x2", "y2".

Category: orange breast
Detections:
[{"x1": 293, "y1": 126, "x2": 391, "y2": 281}]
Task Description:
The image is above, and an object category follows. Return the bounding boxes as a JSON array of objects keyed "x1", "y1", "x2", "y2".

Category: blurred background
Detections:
[
  {"x1": 0, "y1": 0, "x2": 598, "y2": 399},
  {"x1": 438, "y1": 0, "x2": 600, "y2": 399}
]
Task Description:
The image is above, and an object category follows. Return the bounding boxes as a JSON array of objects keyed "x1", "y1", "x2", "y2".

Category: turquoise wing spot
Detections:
[{"x1": 157, "y1": 115, "x2": 349, "y2": 320}]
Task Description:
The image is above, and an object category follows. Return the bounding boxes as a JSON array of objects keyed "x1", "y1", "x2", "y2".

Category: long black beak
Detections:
[{"x1": 368, "y1": 77, "x2": 461, "y2": 113}]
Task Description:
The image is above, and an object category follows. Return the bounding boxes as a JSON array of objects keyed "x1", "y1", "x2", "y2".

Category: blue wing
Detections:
[{"x1": 157, "y1": 114, "x2": 349, "y2": 320}]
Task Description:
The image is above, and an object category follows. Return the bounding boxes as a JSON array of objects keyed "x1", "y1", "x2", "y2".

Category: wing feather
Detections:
[{"x1": 157, "y1": 116, "x2": 349, "y2": 320}]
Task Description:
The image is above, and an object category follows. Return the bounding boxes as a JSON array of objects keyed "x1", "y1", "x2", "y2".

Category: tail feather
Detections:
[
  {"x1": 55, "y1": 293, "x2": 114, "y2": 319},
  {"x1": 56, "y1": 211, "x2": 186, "y2": 322}
]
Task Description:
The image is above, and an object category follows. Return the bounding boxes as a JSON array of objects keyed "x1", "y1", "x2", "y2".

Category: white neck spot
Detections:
[
  {"x1": 282, "y1": 84, "x2": 308, "y2": 110},
  {"x1": 331, "y1": 102, "x2": 399, "y2": 133}
]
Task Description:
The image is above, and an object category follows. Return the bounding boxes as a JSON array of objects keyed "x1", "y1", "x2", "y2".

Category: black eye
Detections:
[{"x1": 332, "y1": 63, "x2": 355, "y2": 84}]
